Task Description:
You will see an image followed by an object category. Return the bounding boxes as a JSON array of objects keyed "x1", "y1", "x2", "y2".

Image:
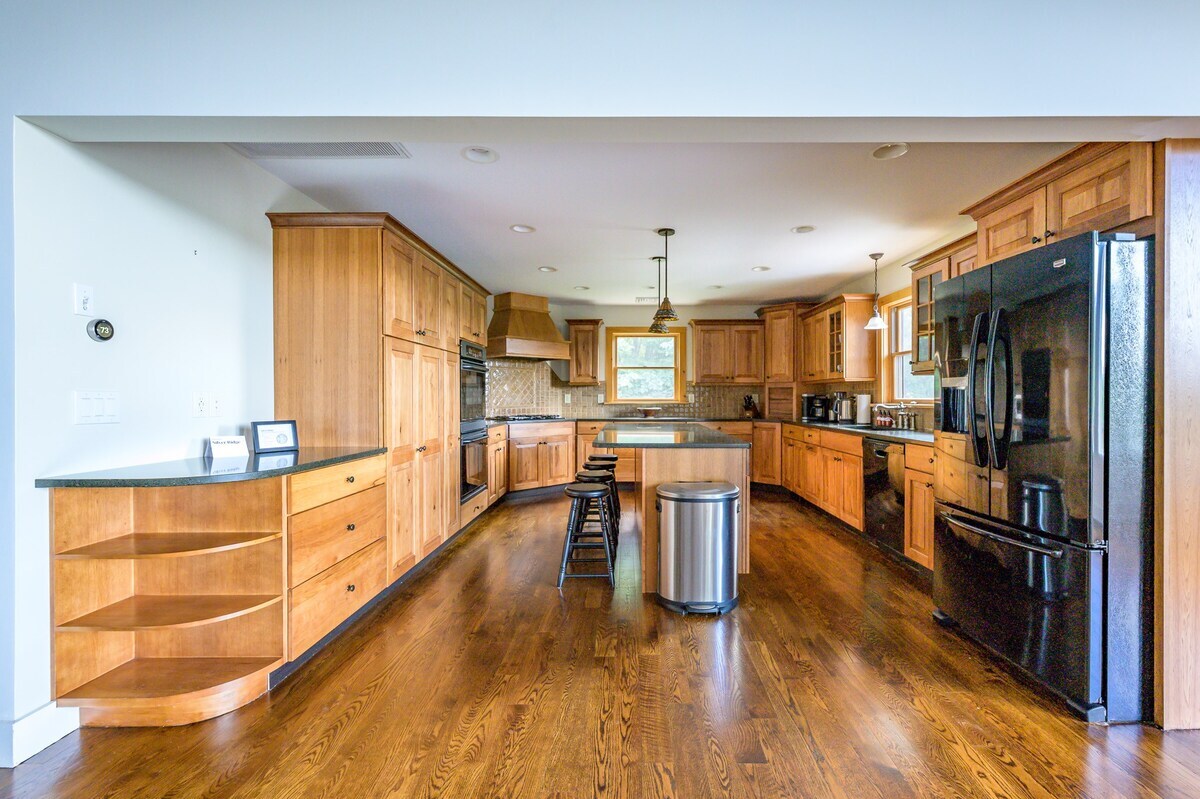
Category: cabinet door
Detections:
[
  {"x1": 568, "y1": 322, "x2": 601, "y2": 385},
  {"x1": 977, "y1": 187, "x2": 1047, "y2": 266},
  {"x1": 487, "y1": 441, "x2": 502, "y2": 505},
  {"x1": 540, "y1": 436, "x2": 575, "y2": 487},
  {"x1": 694, "y1": 325, "x2": 732, "y2": 383},
  {"x1": 495, "y1": 441, "x2": 508, "y2": 499},
  {"x1": 821, "y1": 448, "x2": 843, "y2": 515},
  {"x1": 730, "y1": 324, "x2": 765, "y2": 384},
  {"x1": 800, "y1": 314, "x2": 823, "y2": 381},
  {"x1": 904, "y1": 468, "x2": 935, "y2": 569},
  {"x1": 415, "y1": 345, "x2": 444, "y2": 558},
  {"x1": 802, "y1": 444, "x2": 823, "y2": 503},
  {"x1": 763, "y1": 309, "x2": 794, "y2": 383},
  {"x1": 474, "y1": 291, "x2": 489, "y2": 347},
  {"x1": 1046, "y1": 142, "x2": 1152, "y2": 241},
  {"x1": 840, "y1": 453, "x2": 864, "y2": 531},
  {"x1": 752, "y1": 423, "x2": 781, "y2": 485},
  {"x1": 576, "y1": 434, "x2": 598, "y2": 472},
  {"x1": 382, "y1": 231, "x2": 418, "y2": 342},
  {"x1": 460, "y1": 284, "x2": 477, "y2": 343},
  {"x1": 826, "y1": 308, "x2": 844, "y2": 378},
  {"x1": 443, "y1": 352, "x2": 460, "y2": 538},
  {"x1": 441, "y1": 271, "x2": 461, "y2": 352},
  {"x1": 414, "y1": 253, "x2": 443, "y2": 342},
  {"x1": 912, "y1": 258, "x2": 950, "y2": 373},
  {"x1": 508, "y1": 438, "x2": 542, "y2": 491},
  {"x1": 781, "y1": 439, "x2": 799, "y2": 493},
  {"x1": 384, "y1": 337, "x2": 418, "y2": 578},
  {"x1": 950, "y1": 243, "x2": 978, "y2": 278}
]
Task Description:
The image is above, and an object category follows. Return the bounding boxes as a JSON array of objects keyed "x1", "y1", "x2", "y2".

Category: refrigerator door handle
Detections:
[
  {"x1": 940, "y1": 511, "x2": 1065, "y2": 559},
  {"x1": 985, "y1": 307, "x2": 1013, "y2": 470},
  {"x1": 966, "y1": 310, "x2": 989, "y2": 466}
]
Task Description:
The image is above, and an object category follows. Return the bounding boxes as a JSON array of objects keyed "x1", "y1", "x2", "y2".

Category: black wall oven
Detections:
[{"x1": 459, "y1": 340, "x2": 488, "y2": 501}]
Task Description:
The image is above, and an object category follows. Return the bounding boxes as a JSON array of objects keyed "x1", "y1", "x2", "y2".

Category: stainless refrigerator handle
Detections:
[{"x1": 940, "y1": 512, "x2": 1064, "y2": 559}]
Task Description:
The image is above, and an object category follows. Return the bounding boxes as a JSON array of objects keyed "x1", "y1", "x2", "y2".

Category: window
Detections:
[
  {"x1": 883, "y1": 300, "x2": 935, "y2": 402},
  {"x1": 605, "y1": 326, "x2": 687, "y2": 404}
]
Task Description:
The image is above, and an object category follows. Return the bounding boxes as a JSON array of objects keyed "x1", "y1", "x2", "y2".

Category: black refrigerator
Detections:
[{"x1": 931, "y1": 231, "x2": 1153, "y2": 723}]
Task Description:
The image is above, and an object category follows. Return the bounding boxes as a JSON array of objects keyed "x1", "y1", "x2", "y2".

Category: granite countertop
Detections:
[
  {"x1": 593, "y1": 422, "x2": 750, "y2": 449},
  {"x1": 494, "y1": 416, "x2": 756, "y2": 425},
  {"x1": 36, "y1": 447, "x2": 387, "y2": 488},
  {"x1": 783, "y1": 419, "x2": 934, "y2": 445}
]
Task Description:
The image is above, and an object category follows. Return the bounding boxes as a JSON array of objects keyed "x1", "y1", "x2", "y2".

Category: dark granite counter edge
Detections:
[
  {"x1": 36, "y1": 447, "x2": 388, "y2": 489},
  {"x1": 782, "y1": 420, "x2": 934, "y2": 445},
  {"x1": 494, "y1": 416, "x2": 761, "y2": 425},
  {"x1": 594, "y1": 422, "x2": 751, "y2": 450}
]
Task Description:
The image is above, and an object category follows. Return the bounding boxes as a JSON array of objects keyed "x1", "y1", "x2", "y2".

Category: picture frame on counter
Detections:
[{"x1": 250, "y1": 419, "x2": 299, "y2": 454}]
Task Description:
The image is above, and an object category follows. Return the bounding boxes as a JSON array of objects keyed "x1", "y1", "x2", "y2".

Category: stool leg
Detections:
[
  {"x1": 557, "y1": 497, "x2": 581, "y2": 588},
  {"x1": 598, "y1": 495, "x2": 616, "y2": 586}
]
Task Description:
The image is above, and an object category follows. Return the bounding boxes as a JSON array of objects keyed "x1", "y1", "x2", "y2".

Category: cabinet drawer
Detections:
[
  {"x1": 460, "y1": 494, "x2": 487, "y2": 527},
  {"x1": 820, "y1": 430, "x2": 861, "y2": 456},
  {"x1": 802, "y1": 428, "x2": 821, "y2": 444},
  {"x1": 935, "y1": 451, "x2": 968, "y2": 502},
  {"x1": 701, "y1": 421, "x2": 753, "y2": 436},
  {"x1": 288, "y1": 455, "x2": 386, "y2": 515},
  {"x1": 575, "y1": 421, "x2": 607, "y2": 434},
  {"x1": 289, "y1": 484, "x2": 385, "y2": 588},
  {"x1": 782, "y1": 423, "x2": 805, "y2": 442},
  {"x1": 906, "y1": 444, "x2": 936, "y2": 475},
  {"x1": 289, "y1": 538, "x2": 387, "y2": 660},
  {"x1": 507, "y1": 422, "x2": 575, "y2": 441},
  {"x1": 488, "y1": 425, "x2": 508, "y2": 443},
  {"x1": 934, "y1": 433, "x2": 966, "y2": 462}
]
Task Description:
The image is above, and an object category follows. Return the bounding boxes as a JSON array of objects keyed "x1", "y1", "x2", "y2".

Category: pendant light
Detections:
[
  {"x1": 652, "y1": 228, "x2": 679, "y2": 324},
  {"x1": 648, "y1": 256, "x2": 669, "y2": 333},
  {"x1": 864, "y1": 251, "x2": 887, "y2": 331}
]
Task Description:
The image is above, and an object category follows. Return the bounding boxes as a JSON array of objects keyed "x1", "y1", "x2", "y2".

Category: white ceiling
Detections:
[{"x1": 248, "y1": 140, "x2": 1069, "y2": 304}]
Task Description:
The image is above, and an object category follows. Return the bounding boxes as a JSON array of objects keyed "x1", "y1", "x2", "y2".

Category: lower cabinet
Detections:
[
  {"x1": 751, "y1": 421, "x2": 782, "y2": 485},
  {"x1": 488, "y1": 439, "x2": 508, "y2": 505},
  {"x1": 780, "y1": 424, "x2": 864, "y2": 531},
  {"x1": 289, "y1": 539, "x2": 387, "y2": 661},
  {"x1": 904, "y1": 469, "x2": 935, "y2": 569},
  {"x1": 508, "y1": 423, "x2": 576, "y2": 491},
  {"x1": 782, "y1": 438, "x2": 802, "y2": 493},
  {"x1": 819, "y1": 449, "x2": 863, "y2": 530},
  {"x1": 575, "y1": 421, "x2": 636, "y2": 481}
]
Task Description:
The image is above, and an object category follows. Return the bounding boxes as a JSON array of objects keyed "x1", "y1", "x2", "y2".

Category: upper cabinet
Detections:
[
  {"x1": 908, "y1": 236, "x2": 976, "y2": 375},
  {"x1": 964, "y1": 142, "x2": 1154, "y2": 268},
  {"x1": 798, "y1": 296, "x2": 877, "y2": 382},
  {"x1": 382, "y1": 231, "x2": 417, "y2": 341},
  {"x1": 459, "y1": 284, "x2": 487, "y2": 346},
  {"x1": 761, "y1": 306, "x2": 795, "y2": 383},
  {"x1": 566, "y1": 319, "x2": 601, "y2": 385},
  {"x1": 689, "y1": 320, "x2": 765, "y2": 385}
]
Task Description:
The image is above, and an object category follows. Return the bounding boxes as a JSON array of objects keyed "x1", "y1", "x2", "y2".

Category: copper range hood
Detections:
[{"x1": 485, "y1": 292, "x2": 570, "y2": 360}]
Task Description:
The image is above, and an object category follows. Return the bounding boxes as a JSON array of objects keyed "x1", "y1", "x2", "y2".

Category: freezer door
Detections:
[
  {"x1": 933, "y1": 507, "x2": 1104, "y2": 718},
  {"x1": 986, "y1": 233, "x2": 1095, "y2": 541}
]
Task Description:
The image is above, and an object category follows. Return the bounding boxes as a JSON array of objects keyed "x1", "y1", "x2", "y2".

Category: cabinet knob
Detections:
[
  {"x1": 346, "y1": 523, "x2": 356, "y2": 531},
  {"x1": 346, "y1": 584, "x2": 356, "y2": 592},
  {"x1": 1045, "y1": 229, "x2": 1057, "y2": 239},
  {"x1": 345, "y1": 475, "x2": 355, "y2": 483},
  {"x1": 1031, "y1": 235, "x2": 1042, "y2": 244},
  {"x1": 925, "y1": 482, "x2": 933, "y2": 489},
  {"x1": 928, "y1": 457, "x2": 935, "y2": 464}
]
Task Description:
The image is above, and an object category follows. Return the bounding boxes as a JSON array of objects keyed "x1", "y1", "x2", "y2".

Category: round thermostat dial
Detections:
[{"x1": 87, "y1": 319, "x2": 115, "y2": 342}]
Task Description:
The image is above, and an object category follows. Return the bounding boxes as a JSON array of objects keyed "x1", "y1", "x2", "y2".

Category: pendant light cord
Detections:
[{"x1": 663, "y1": 233, "x2": 669, "y2": 298}]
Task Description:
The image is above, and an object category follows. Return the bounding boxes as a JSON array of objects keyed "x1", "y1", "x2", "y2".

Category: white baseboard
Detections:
[{"x1": 1, "y1": 703, "x2": 79, "y2": 768}]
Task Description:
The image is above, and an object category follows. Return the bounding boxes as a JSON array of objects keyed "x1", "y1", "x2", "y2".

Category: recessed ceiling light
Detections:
[
  {"x1": 752, "y1": 266, "x2": 771, "y2": 273},
  {"x1": 872, "y1": 142, "x2": 910, "y2": 160},
  {"x1": 461, "y1": 146, "x2": 498, "y2": 164},
  {"x1": 791, "y1": 225, "x2": 816, "y2": 234},
  {"x1": 574, "y1": 286, "x2": 589, "y2": 290},
  {"x1": 708, "y1": 285, "x2": 724, "y2": 289},
  {"x1": 510, "y1": 224, "x2": 536, "y2": 233},
  {"x1": 538, "y1": 266, "x2": 557, "y2": 272}
]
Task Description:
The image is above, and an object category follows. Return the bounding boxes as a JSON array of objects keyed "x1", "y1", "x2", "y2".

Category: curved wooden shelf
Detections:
[
  {"x1": 56, "y1": 531, "x2": 281, "y2": 560},
  {"x1": 59, "y1": 656, "x2": 280, "y2": 727},
  {"x1": 58, "y1": 594, "x2": 281, "y2": 631}
]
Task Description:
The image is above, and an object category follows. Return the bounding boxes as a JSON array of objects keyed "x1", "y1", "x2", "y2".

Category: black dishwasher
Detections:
[{"x1": 862, "y1": 438, "x2": 906, "y2": 556}]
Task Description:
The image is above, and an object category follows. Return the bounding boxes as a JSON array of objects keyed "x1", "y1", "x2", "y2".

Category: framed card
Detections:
[{"x1": 250, "y1": 420, "x2": 299, "y2": 454}]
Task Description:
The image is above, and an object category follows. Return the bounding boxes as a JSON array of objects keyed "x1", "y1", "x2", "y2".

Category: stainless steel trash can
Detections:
[{"x1": 656, "y1": 482, "x2": 740, "y2": 614}]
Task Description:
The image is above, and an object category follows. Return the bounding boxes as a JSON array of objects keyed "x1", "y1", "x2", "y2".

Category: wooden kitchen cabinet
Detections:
[
  {"x1": 487, "y1": 439, "x2": 508, "y2": 506},
  {"x1": 567, "y1": 319, "x2": 601, "y2": 385},
  {"x1": 751, "y1": 421, "x2": 781, "y2": 485},
  {"x1": 904, "y1": 469, "x2": 935, "y2": 569},
  {"x1": 782, "y1": 438, "x2": 802, "y2": 494},
  {"x1": 800, "y1": 442, "x2": 823, "y2": 504},
  {"x1": 443, "y1": 351, "x2": 460, "y2": 541},
  {"x1": 382, "y1": 230, "x2": 418, "y2": 342},
  {"x1": 690, "y1": 320, "x2": 765, "y2": 385},
  {"x1": 507, "y1": 422, "x2": 576, "y2": 491},
  {"x1": 798, "y1": 296, "x2": 877, "y2": 383},
  {"x1": 440, "y1": 270, "x2": 461, "y2": 352},
  {"x1": 459, "y1": 285, "x2": 488, "y2": 346},
  {"x1": 415, "y1": 345, "x2": 446, "y2": 560},
  {"x1": 761, "y1": 306, "x2": 795, "y2": 383},
  {"x1": 964, "y1": 142, "x2": 1153, "y2": 267},
  {"x1": 907, "y1": 234, "x2": 977, "y2": 374}
]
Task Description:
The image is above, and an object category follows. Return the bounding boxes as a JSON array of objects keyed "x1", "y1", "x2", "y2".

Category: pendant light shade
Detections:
[
  {"x1": 864, "y1": 252, "x2": 887, "y2": 331},
  {"x1": 653, "y1": 228, "x2": 679, "y2": 323},
  {"x1": 648, "y1": 256, "x2": 670, "y2": 333}
]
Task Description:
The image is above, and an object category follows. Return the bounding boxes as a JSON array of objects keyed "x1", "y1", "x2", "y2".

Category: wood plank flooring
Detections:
[{"x1": 5, "y1": 489, "x2": 1200, "y2": 798}]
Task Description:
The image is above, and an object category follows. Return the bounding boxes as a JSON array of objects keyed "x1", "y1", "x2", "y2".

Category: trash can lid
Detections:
[{"x1": 656, "y1": 481, "x2": 741, "y2": 501}]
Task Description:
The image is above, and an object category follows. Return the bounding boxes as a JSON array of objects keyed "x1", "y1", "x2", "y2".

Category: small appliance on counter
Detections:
[
  {"x1": 855, "y1": 394, "x2": 872, "y2": 425},
  {"x1": 801, "y1": 394, "x2": 827, "y2": 422},
  {"x1": 835, "y1": 393, "x2": 855, "y2": 425}
]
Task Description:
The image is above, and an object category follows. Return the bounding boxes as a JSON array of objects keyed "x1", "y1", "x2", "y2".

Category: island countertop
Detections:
[
  {"x1": 594, "y1": 422, "x2": 750, "y2": 449},
  {"x1": 36, "y1": 446, "x2": 387, "y2": 488}
]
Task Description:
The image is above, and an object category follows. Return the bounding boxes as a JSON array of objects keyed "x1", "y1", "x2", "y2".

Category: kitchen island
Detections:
[{"x1": 593, "y1": 422, "x2": 751, "y2": 593}]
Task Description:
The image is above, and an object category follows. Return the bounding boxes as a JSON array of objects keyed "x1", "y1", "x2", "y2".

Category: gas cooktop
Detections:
[{"x1": 491, "y1": 414, "x2": 563, "y2": 421}]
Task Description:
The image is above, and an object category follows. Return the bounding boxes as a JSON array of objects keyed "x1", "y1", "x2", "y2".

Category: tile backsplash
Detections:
[{"x1": 486, "y1": 358, "x2": 760, "y2": 419}]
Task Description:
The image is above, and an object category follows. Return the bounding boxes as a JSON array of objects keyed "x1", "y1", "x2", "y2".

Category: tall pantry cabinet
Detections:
[{"x1": 270, "y1": 213, "x2": 489, "y2": 585}]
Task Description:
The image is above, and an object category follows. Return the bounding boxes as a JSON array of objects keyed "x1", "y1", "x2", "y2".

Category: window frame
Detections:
[
  {"x1": 878, "y1": 289, "x2": 935, "y2": 405},
  {"x1": 604, "y1": 326, "x2": 687, "y2": 404}
]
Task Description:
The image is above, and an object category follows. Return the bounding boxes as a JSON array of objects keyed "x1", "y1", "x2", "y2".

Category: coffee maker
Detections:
[{"x1": 801, "y1": 394, "x2": 827, "y2": 422}]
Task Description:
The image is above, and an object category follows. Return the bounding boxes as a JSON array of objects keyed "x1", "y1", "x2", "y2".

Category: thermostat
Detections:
[{"x1": 87, "y1": 319, "x2": 115, "y2": 342}]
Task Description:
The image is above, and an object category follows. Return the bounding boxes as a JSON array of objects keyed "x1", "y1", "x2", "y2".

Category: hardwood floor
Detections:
[{"x1": 5, "y1": 489, "x2": 1200, "y2": 798}]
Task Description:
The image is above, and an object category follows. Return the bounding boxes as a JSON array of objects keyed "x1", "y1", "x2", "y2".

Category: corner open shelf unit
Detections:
[{"x1": 50, "y1": 478, "x2": 286, "y2": 727}]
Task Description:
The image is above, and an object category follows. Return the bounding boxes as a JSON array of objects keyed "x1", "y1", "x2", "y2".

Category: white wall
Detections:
[{"x1": 3, "y1": 123, "x2": 324, "y2": 765}]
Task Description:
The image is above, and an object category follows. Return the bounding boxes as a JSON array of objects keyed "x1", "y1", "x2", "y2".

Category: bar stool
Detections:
[
  {"x1": 584, "y1": 459, "x2": 621, "y2": 525},
  {"x1": 588, "y1": 453, "x2": 619, "y2": 465},
  {"x1": 576, "y1": 468, "x2": 619, "y2": 550},
  {"x1": 557, "y1": 482, "x2": 616, "y2": 587}
]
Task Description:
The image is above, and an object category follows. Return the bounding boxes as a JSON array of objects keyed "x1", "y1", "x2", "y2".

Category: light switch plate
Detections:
[
  {"x1": 73, "y1": 391, "x2": 119, "y2": 424},
  {"x1": 563, "y1": 393, "x2": 572, "y2": 404},
  {"x1": 72, "y1": 283, "x2": 95, "y2": 316}
]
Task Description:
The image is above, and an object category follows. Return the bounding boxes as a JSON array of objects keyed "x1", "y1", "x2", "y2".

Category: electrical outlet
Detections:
[
  {"x1": 192, "y1": 392, "x2": 209, "y2": 418},
  {"x1": 210, "y1": 394, "x2": 222, "y2": 417},
  {"x1": 597, "y1": 394, "x2": 605, "y2": 404},
  {"x1": 687, "y1": 393, "x2": 695, "y2": 403},
  {"x1": 73, "y1": 391, "x2": 119, "y2": 424},
  {"x1": 751, "y1": 393, "x2": 760, "y2": 405},
  {"x1": 563, "y1": 393, "x2": 572, "y2": 405},
  {"x1": 72, "y1": 283, "x2": 95, "y2": 316}
]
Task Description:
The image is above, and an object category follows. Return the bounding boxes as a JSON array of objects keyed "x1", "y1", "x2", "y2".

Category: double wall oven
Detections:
[{"x1": 459, "y1": 341, "x2": 488, "y2": 502}]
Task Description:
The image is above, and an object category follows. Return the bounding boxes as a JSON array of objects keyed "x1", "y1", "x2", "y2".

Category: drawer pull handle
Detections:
[
  {"x1": 925, "y1": 482, "x2": 933, "y2": 489},
  {"x1": 346, "y1": 584, "x2": 356, "y2": 592},
  {"x1": 346, "y1": 475, "x2": 356, "y2": 483},
  {"x1": 346, "y1": 523, "x2": 356, "y2": 531}
]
